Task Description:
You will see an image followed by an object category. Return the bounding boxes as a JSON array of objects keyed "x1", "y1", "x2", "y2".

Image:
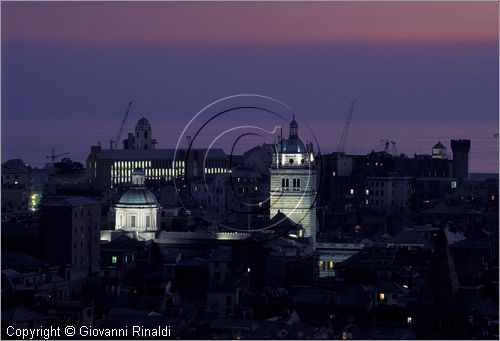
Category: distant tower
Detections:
[
  {"x1": 270, "y1": 116, "x2": 317, "y2": 246},
  {"x1": 134, "y1": 118, "x2": 157, "y2": 150},
  {"x1": 115, "y1": 168, "x2": 160, "y2": 240},
  {"x1": 432, "y1": 141, "x2": 448, "y2": 159},
  {"x1": 450, "y1": 139, "x2": 470, "y2": 179}
]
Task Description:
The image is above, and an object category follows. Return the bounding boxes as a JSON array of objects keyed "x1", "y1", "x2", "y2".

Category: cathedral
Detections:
[{"x1": 270, "y1": 116, "x2": 317, "y2": 246}]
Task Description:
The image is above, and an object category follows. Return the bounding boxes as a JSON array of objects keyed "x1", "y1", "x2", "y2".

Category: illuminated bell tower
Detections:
[{"x1": 270, "y1": 116, "x2": 317, "y2": 246}]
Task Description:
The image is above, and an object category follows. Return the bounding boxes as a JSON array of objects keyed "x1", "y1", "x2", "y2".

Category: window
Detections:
[
  {"x1": 119, "y1": 215, "x2": 122, "y2": 226},
  {"x1": 144, "y1": 131, "x2": 148, "y2": 138},
  {"x1": 112, "y1": 256, "x2": 117, "y2": 264},
  {"x1": 125, "y1": 255, "x2": 128, "y2": 263},
  {"x1": 328, "y1": 261, "x2": 334, "y2": 269},
  {"x1": 131, "y1": 215, "x2": 136, "y2": 227},
  {"x1": 282, "y1": 178, "x2": 290, "y2": 189},
  {"x1": 451, "y1": 181, "x2": 457, "y2": 189},
  {"x1": 318, "y1": 260, "x2": 324, "y2": 269},
  {"x1": 350, "y1": 188, "x2": 354, "y2": 195},
  {"x1": 379, "y1": 293, "x2": 385, "y2": 302},
  {"x1": 146, "y1": 215, "x2": 151, "y2": 228}
]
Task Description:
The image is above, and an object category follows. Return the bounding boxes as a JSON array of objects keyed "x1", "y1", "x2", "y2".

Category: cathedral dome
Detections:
[
  {"x1": 116, "y1": 168, "x2": 159, "y2": 207},
  {"x1": 116, "y1": 188, "x2": 159, "y2": 207},
  {"x1": 282, "y1": 138, "x2": 307, "y2": 154},
  {"x1": 281, "y1": 115, "x2": 307, "y2": 154}
]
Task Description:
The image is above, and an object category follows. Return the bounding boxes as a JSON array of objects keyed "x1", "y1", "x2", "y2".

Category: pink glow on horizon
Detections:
[{"x1": 3, "y1": 2, "x2": 498, "y2": 45}]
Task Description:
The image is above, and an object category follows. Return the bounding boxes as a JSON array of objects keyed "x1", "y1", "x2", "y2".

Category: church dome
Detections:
[
  {"x1": 116, "y1": 168, "x2": 159, "y2": 207},
  {"x1": 116, "y1": 188, "x2": 159, "y2": 207},
  {"x1": 282, "y1": 138, "x2": 307, "y2": 154}
]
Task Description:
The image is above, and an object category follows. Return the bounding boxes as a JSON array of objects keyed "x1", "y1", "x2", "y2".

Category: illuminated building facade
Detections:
[
  {"x1": 114, "y1": 168, "x2": 160, "y2": 241},
  {"x1": 270, "y1": 117, "x2": 317, "y2": 246},
  {"x1": 87, "y1": 117, "x2": 230, "y2": 190},
  {"x1": 87, "y1": 147, "x2": 229, "y2": 190}
]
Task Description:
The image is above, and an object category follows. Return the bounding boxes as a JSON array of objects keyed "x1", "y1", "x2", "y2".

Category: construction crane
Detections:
[
  {"x1": 336, "y1": 98, "x2": 357, "y2": 154},
  {"x1": 46, "y1": 148, "x2": 70, "y2": 164},
  {"x1": 110, "y1": 101, "x2": 134, "y2": 150}
]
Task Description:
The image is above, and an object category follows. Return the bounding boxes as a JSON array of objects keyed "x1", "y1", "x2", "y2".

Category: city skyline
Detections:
[{"x1": 2, "y1": 1, "x2": 498, "y2": 172}]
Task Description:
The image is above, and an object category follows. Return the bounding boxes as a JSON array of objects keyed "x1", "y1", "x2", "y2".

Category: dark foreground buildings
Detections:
[{"x1": 2, "y1": 117, "x2": 498, "y2": 339}]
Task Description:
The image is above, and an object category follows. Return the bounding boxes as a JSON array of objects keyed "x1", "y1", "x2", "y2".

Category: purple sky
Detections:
[{"x1": 2, "y1": 2, "x2": 498, "y2": 172}]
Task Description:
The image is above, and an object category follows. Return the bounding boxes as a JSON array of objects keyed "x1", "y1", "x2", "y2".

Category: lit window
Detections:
[
  {"x1": 112, "y1": 256, "x2": 117, "y2": 264},
  {"x1": 407, "y1": 317, "x2": 412, "y2": 324},
  {"x1": 379, "y1": 293, "x2": 385, "y2": 302},
  {"x1": 298, "y1": 229, "x2": 303, "y2": 237},
  {"x1": 365, "y1": 189, "x2": 369, "y2": 195},
  {"x1": 125, "y1": 255, "x2": 128, "y2": 263},
  {"x1": 328, "y1": 261, "x2": 334, "y2": 269},
  {"x1": 350, "y1": 188, "x2": 354, "y2": 195},
  {"x1": 319, "y1": 260, "x2": 324, "y2": 269},
  {"x1": 451, "y1": 181, "x2": 457, "y2": 189},
  {"x1": 247, "y1": 267, "x2": 251, "y2": 273},
  {"x1": 332, "y1": 171, "x2": 336, "y2": 176}
]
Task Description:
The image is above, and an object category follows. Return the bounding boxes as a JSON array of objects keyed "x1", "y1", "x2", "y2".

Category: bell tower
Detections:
[{"x1": 270, "y1": 116, "x2": 317, "y2": 246}]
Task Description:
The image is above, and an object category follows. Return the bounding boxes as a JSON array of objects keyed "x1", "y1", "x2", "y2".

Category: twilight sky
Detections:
[{"x1": 2, "y1": 1, "x2": 499, "y2": 172}]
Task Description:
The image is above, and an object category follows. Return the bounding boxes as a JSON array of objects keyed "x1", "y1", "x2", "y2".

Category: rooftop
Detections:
[
  {"x1": 41, "y1": 196, "x2": 100, "y2": 207},
  {"x1": 96, "y1": 148, "x2": 227, "y2": 160}
]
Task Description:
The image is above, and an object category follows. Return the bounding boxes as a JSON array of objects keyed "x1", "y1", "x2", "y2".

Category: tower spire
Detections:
[{"x1": 289, "y1": 114, "x2": 298, "y2": 139}]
